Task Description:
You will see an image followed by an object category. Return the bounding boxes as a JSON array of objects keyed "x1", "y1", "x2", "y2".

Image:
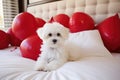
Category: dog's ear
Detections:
[
  {"x1": 63, "y1": 27, "x2": 69, "y2": 40},
  {"x1": 36, "y1": 28, "x2": 43, "y2": 39},
  {"x1": 54, "y1": 22, "x2": 70, "y2": 40}
]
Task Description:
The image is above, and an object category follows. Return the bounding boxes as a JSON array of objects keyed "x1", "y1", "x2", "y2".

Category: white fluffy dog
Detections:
[{"x1": 34, "y1": 22, "x2": 69, "y2": 71}]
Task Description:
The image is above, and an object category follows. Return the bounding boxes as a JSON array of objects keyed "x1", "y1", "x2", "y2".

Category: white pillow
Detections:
[{"x1": 66, "y1": 30, "x2": 112, "y2": 60}]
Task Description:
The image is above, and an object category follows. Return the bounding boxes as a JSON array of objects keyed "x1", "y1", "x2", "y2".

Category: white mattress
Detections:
[{"x1": 0, "y1": 47, "x2": 120, "y2": 80}]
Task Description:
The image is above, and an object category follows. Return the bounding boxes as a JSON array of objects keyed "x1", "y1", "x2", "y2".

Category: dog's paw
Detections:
[
  {"x1": 43, "y1": 64, "x2": 58, "y2": 71},
  {"x1": 43, "y1": 66, "x2": 52, "y2": 72},
  {"x1": 34, "y1": 65, "x2": 45, "y2": 71},
  {"x1": 34, "y1": 65, "x2": 52, "y2": 72}
]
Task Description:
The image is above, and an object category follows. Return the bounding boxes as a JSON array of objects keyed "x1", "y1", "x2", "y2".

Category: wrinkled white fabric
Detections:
[{"x1": 0, "y1": 46, "x2": 120, "y2": 80}]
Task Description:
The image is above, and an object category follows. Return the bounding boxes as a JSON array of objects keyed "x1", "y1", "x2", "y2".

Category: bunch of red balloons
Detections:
[
  {"x1": 0, "y1": 12, "x2": 45, "y2": 60},
  {"x1": 1, "y1": 11, "x2": 119, "y2": 60},
  {"x1": 0, "y1": 12, "x2": 95, "y2": 60},
  {"x1": 11, "y1": 12, "x2": 45, "y2": 60}
]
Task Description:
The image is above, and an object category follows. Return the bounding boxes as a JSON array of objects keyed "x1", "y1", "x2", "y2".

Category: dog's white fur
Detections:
[{"x1": 34, "y1": 22, "x2": 69, "y2": 71}]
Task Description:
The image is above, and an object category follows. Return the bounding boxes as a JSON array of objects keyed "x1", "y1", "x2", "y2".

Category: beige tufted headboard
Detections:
[{"x1": 27, "y1": 0, "x2": 120, "y2": 24}]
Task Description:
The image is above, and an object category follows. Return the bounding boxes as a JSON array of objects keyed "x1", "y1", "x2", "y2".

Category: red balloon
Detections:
[
  {"x1": 97, "y1": 14, "x2": 120, "y2": 52},
  {"x1": 12, "y1": 12, "x2": 37, "y2": 41},
  {"x1": 20, "y1": 35, "x2": 42, "y2": 60},
  {"x1": 69, "y1": 12, "x2": 95, "y2": 33},
  {"x1": 7, "y1": 28, "x2": 22, "y2": 46},
  {"x1": 0, "y1": 30, "x2": 9, "y2": 49},
  {"x1": 50, "y1": 14, "x2": 70, "y2": 28},
  {"x1": 35, "y1": 17, "x2": 46, "y2": 28}
]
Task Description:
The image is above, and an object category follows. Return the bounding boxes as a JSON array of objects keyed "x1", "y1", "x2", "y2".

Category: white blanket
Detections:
[{"x1": 0, "y1": 47, "x2": 120, "y2": 80}]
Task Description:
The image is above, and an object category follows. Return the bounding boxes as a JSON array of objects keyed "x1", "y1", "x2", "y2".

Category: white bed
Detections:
[
  {"x1": 0, "y1": 0, "x2": 120, "y2": 80},
  {"x1": 0, "y1": 46, "x2": 120, "y2": 80}
]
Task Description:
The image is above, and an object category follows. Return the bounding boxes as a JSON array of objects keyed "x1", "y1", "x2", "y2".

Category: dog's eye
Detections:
[
  {"x1": 48, "y1": 33, "x2": 52, "y2": 37},
  {"x1": 57, "y1": 33, "x2": 61, "y2": 36}
]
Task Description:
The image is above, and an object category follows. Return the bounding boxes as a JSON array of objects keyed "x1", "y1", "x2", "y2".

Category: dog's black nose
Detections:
[{"x1": 52, "y1": 39, "x2": 57, "y2": 44}]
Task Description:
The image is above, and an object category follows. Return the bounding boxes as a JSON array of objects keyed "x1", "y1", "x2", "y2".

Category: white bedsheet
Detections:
[{"x1": 0, "y1": 47, "x2": 120, "y2": 80}]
